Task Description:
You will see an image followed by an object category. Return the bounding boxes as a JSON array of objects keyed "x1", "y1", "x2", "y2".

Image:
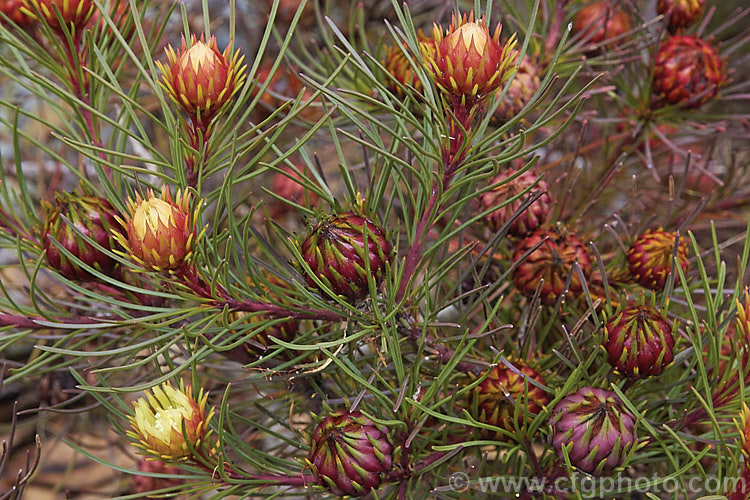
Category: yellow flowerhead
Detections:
[{"x1": 127, "y1": 381, "x2": 213, "y2": 461}]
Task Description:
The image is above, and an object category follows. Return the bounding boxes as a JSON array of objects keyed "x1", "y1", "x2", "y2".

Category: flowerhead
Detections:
[
  {"x1": 114, "y1": 186, "x2": 200, "y2": 273},
  {"x1": 425, "y1": 11, "x2": 518, "y2": 106},
  {"x1": 157, "y1": 33, "x2": 247, "y2": 124},
  {"x1": 127, "y1": 381, "x2": 213, "y2": 461}
]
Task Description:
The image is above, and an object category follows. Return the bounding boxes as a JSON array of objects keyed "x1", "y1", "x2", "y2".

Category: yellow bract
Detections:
[
  {"x1": 180, "y1": 41, "x2": 216, "y2": 73},
  {"x1": 132, "y1": 197, "x2": 174, "y2": 240}
]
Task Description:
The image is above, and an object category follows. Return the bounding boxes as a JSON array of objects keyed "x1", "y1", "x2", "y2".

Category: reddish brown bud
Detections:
[
  {"x1": 308, "y1": 409, "x2": 393, "y2": 497},
  {"x1": 1, "y1": 0, "x2": 34, "y2": 25},
  {"x1": 572, "y1": 1, "x2": 632, "y2": 50},
  {"x1": 652, "y1": 35, "x2": 725, "y2": 109},
  {"x1": 22, "y1": 0, "x2": 94, "y2": 30},
  {"x1": 383, "y1": 31, "x2": 437, "y2": 96},
  {"x1": 627, "y1": 228, "x2": 689, "y2": 291},
  {"x1": 512, "y1": 229, "x2": 591, "y2": 306},
  {"x1": 491, "y1": 55, "x2": 541, "y2": 123},
  {"x1": 657, "y1": 0, "x2": 705, "y2": 32},
  {"x1": 478, "y1": 169, "x2": 550, "y2": 236},
  {"x1": 473, "y1": 361, "x2": 549, "y2": 439},
  {"x1": 115, "y1": 187, "x2": 200, "y2": 273}
]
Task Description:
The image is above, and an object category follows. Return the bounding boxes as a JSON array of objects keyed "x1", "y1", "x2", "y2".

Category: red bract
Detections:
[
  {"x1": 300, "y1": 211, "x2": 391, "y2": 301},
  {"x1": 603, "y1": 304, "x2": 676, "y2": 378},
  {"x1": 652, "y1": 35, "x2": 724, "y2": 109},
  {"x1": 627, "y1": 228, "x2": 689, "y2": 291},
  {"x1": 42, "y1": 192, "x2": 122, "y2": 281},
  {"x1": 425, "y1": 11, "x2": 518, "y2": 105},
  {"x1": 308, "y1": 409, "x2": 393, "y2": 497},
  {"x1": 1, "y1": 0, "x2": 34, "y2": 25},
  {"x1": 657, "y1": 0, "x2": 705, "y2": 32},
  {"x1": 572, "y1": 1, "x2": 632, "y2": 49},
  {"x1": 115, "y1": 187, "x2": 199, "y2": 273},
  {"x1": 473, "y1": 362, "x2": 549, "y2": 439},
  {"x1": 383, "y1": 31, "x2": 437, "y2": 96},
  {"x1": 549, "y1": 387, "x2": 638, "y2": 476},
  {"x1": 157, "y1": 34, "x2": 246, "y2": 123},
  {"x1": 478, "y1": 169, "x2": 550, "y2": 236},
  {"x1": 22, "y1": 0, "x2": 94, "y2": 30},
  {"x1": 512, "y1": 229, "x2": 591, "y2": 306}
]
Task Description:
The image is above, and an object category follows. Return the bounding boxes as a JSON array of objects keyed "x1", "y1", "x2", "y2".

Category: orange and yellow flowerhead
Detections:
[
  {"x1": 21, "y1": 0, "x2": 94, "y2": 31},
  {"x1": 157, "y1": 34, "x2": 247, "y2": 124},
  {"x1": 127, "y1": 381, "x2": 213, "y2": 461},
  {"x1": 115, "y1": 187, "x2": 200, "y2": 273},
  {"x1": 425, "y1": 11, "x2": 518, "y2": 106}
]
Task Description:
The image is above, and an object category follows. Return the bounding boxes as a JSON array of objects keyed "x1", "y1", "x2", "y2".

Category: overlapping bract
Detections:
[
  {"x1": 652, "y1": 35, "x2": 724, "y2": 109},
  {"x1": 42, "y1": 192, "x2": 122, "y2": 281},
  {"x1": 424, "y1": 11, "x2": 517, "y2": 105},
  {"x1": 157, "y1": 34, "x2": 247, "y2": 123},
  {"x1": 22, "y1": 0, "x2": 94, "y2": 30},
  {"x1": 512, "y1": 229, "x2": 591, "y2": 306},
  {"x1": 127, "y1": 382, "x2": 213, "y2": 461},
  {"x1": 603, "y1": 304, "x2": 676, "y2": 378},
  {"x1": 308, "y1": 409, "x2": 393, "y2": 497},
  {"x1": 115, "y1": 187, "x2": 199, "y2": 272},
  {"x1": 300, "y1": 211, "x2": 391, "y2": 301},
  {"x1": 473, "y1": 362, "x2": 549, "y2": 439},
  {"x1": 627, "y1": 228, "x2": 689, "y2": 291},
  {"x1": 549, "y1": 387, "x2": 638, "y2": 475}
]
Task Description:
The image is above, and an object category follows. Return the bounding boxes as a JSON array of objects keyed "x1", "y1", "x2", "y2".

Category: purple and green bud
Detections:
[
  {"x1": 549, "y1": 387, "x2": 637, "y2": 475},
  {"x1": 308, "y1": 409, "x2": 393, "y2": 497},
  {"x1": 300, "y1": 211, "x2": 391, "y2": 301},
  {"x1": 42, "y1": 191, "x2": 122, "y2": 281}
]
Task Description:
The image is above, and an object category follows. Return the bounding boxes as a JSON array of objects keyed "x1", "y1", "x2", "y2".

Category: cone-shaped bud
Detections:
[
  {"x1": 425, "y1": 11, "x2": 518, "y2": 105},
  {"x1": 42, "y1": 191, "x2": 122, "y2": 281},
  {"x1": 115, "y1": 187, "x2": 199, "y2": 273},
  {"x1": 478, "y1": 169, "x2": 550, "y2": 236},
  {"x1": 603, "y1": 303, "x2": 676, "y2": 378},
  {"x1": 383, "y1": 31, "x2": 437, "y2": 96},
  {"x1": 127, "y1": 381, "x2": 214, "y2": 461},
  {"x1": 652, "y1": 35, "x2": 724, "y2": 109},
  {"x1": 308, "y1": 409, "x2": 393, "y2": 497},
  {"x1": 491, "y1": 55, "x2": 540, "y2": 123},
  {"x1": 549, "y1": 387, "x2": 637, "y2": 475},
  {"x1": 132, "y1": 458, "x2": 183, "y2": 495},
  {"x1": 572, "y1": 1, "x2": 632, "y2": 49},
  {"x1": 473, "y1": 361, "x2": 549, "y2": 439},
  {"x1": 157, "y1": 34, "x2": 247, "y2": 123},
  {"x1": 269, "y1": 165, "x2": 320, "y2": 218},
  {"x1": 21, "y1": 0, "x2": 94, "y2": 30},
  {"x1": 1, "y1": 0, "x2": 34, "y2": 25},
  {"x1": 657, "y1": 0, "x2": 705, "y2": 32},
  {"x1": 300, "y1": 211, "x2": 391, "y2": 301},
  {"x1": 512, "y1": 229, "x2": 591, "y2": 306},
  {"x1": 627, "y1": 228, "x2": 689, "y2": 291}
]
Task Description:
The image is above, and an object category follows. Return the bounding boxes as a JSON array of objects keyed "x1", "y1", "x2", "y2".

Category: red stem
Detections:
[{"x1": 395, "y1": 183, "x2": 441, "y2": 303}]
